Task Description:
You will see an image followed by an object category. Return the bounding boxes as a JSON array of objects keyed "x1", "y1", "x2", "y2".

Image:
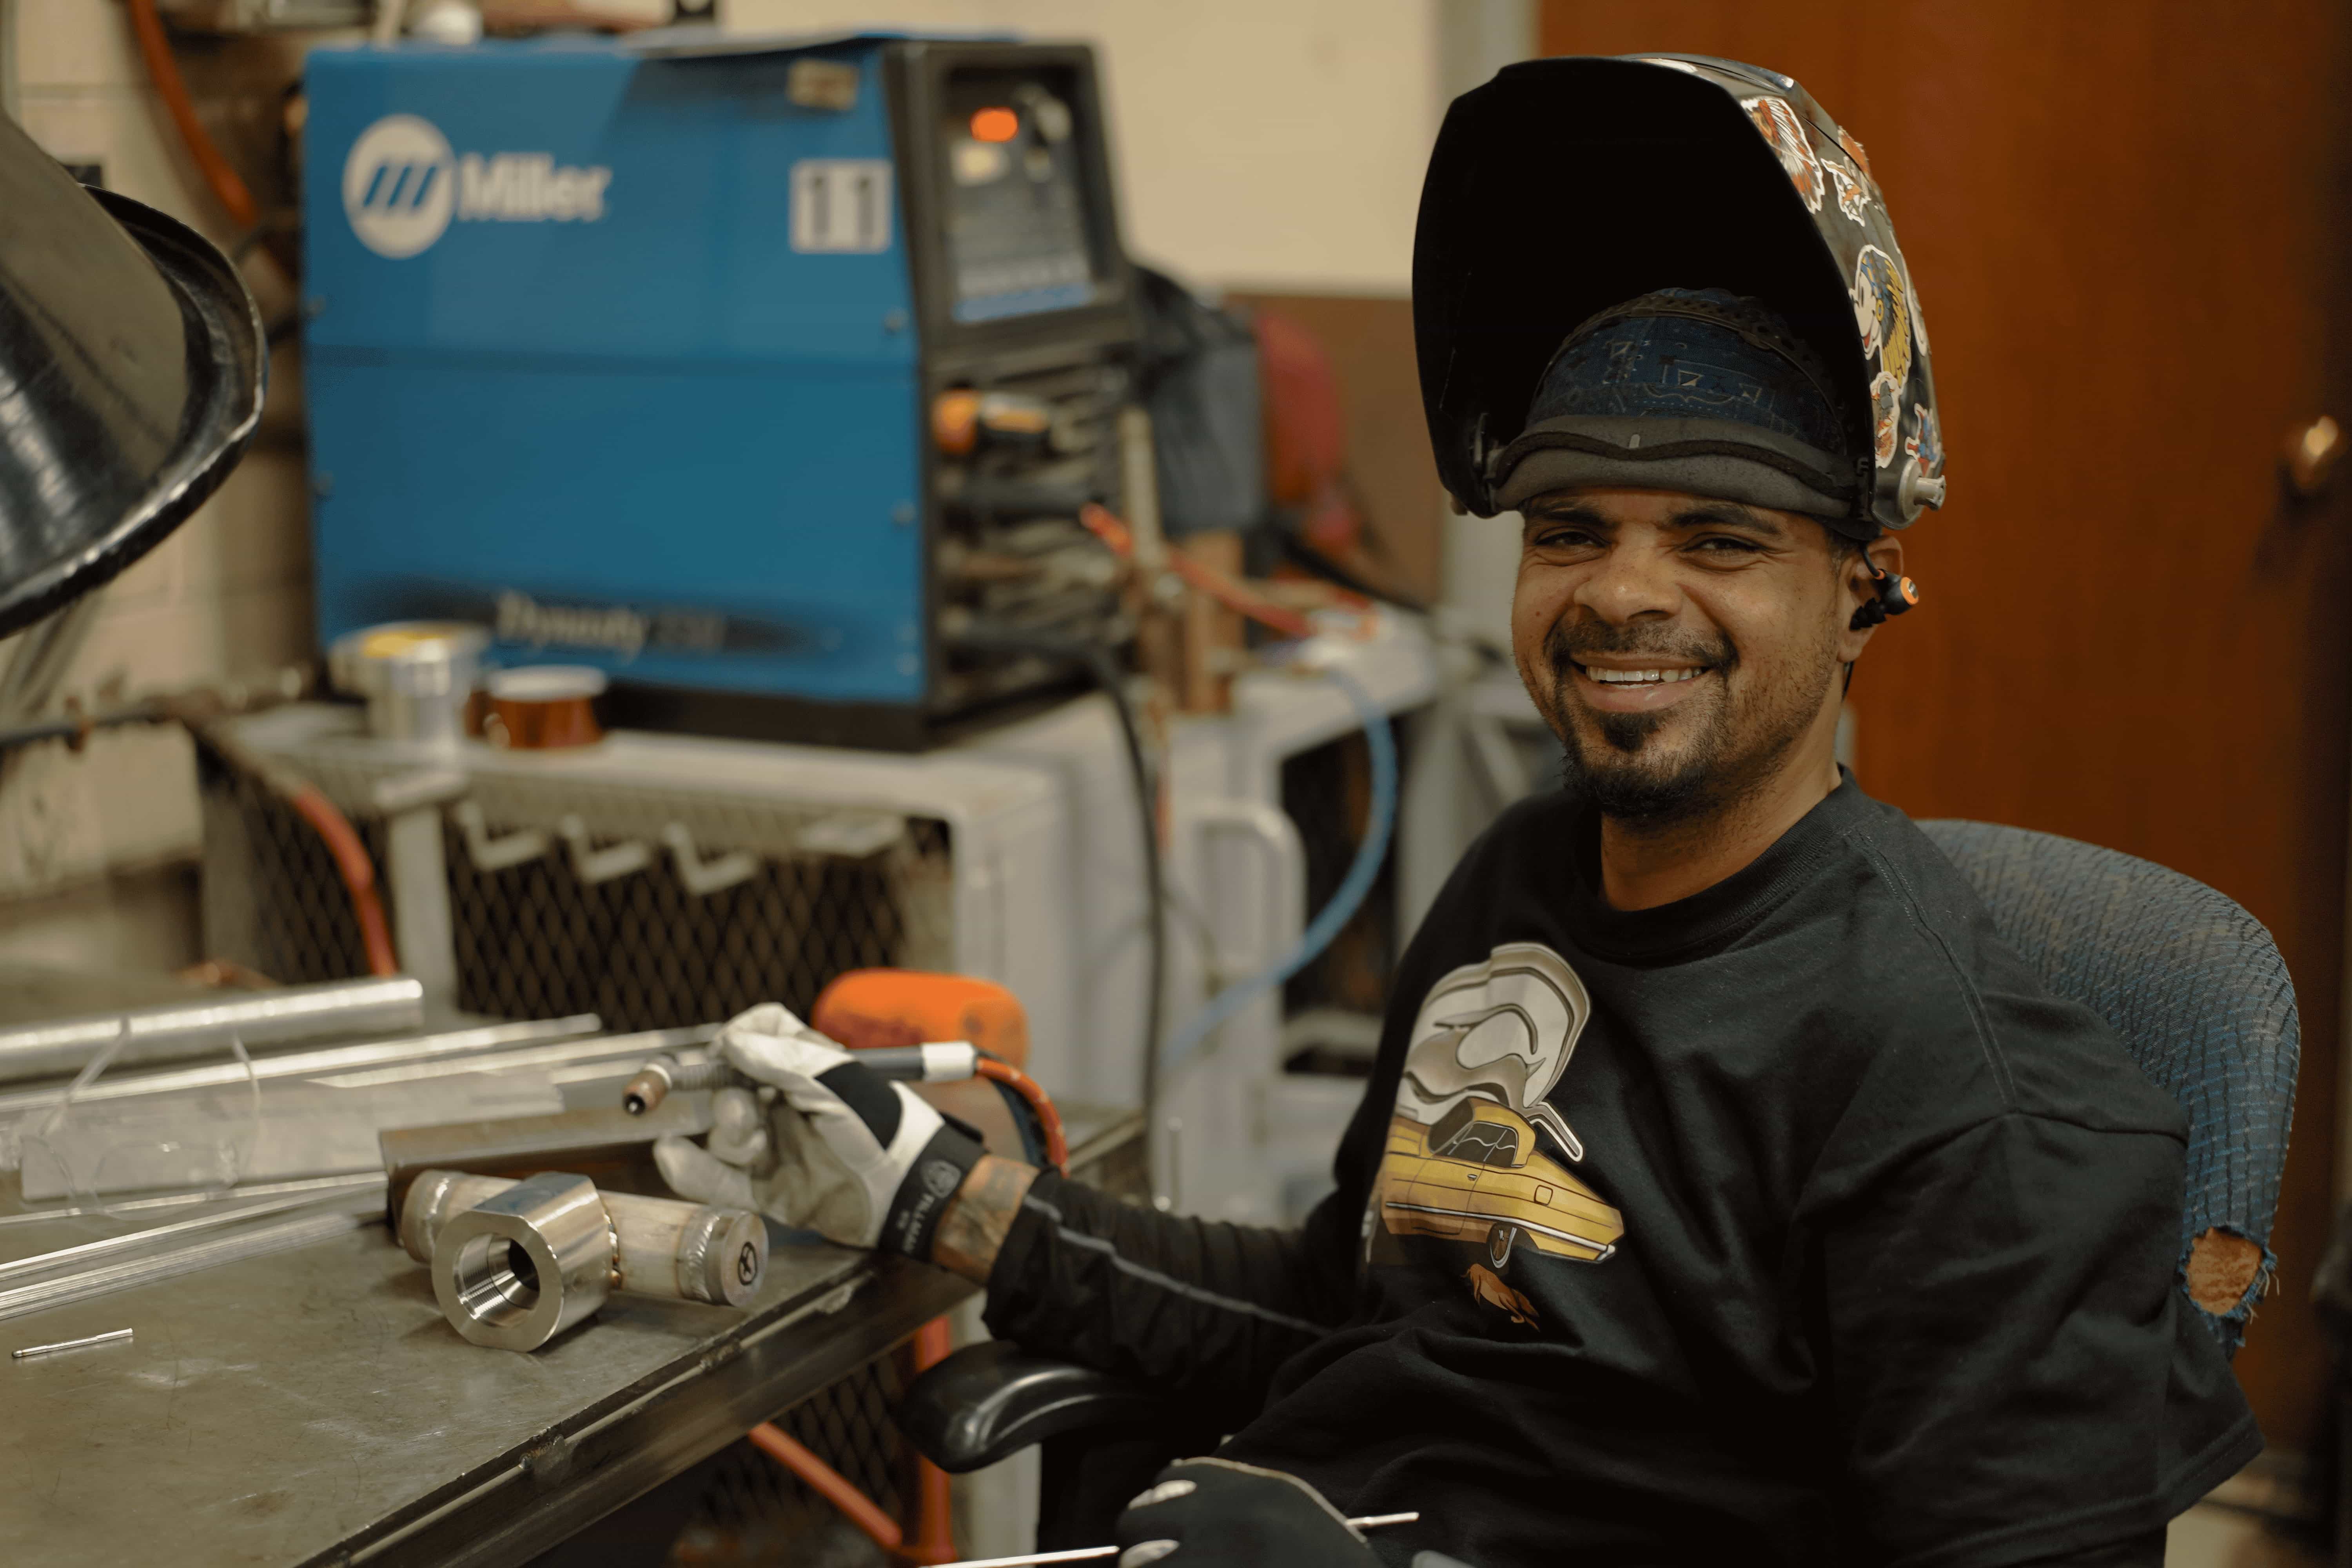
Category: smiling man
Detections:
[
  {"x1": 659, "y1": 56, "x2": 2259, "y2": 1568},
  {"x1": 1496, "y1": 286, "x2": 1909, "y2": 909}
]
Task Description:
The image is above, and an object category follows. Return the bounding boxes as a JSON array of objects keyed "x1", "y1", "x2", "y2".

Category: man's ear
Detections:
[{"x1": 1837, "y1": 535, "x2": 1907, "y2": 662}]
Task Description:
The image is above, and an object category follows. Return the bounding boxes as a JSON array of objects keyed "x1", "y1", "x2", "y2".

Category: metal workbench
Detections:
[{"x1": 1, "y1": 1111, "x2": 1139, "y2": 1566}]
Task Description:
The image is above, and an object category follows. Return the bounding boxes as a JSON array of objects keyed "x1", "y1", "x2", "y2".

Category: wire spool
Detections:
[{"x1": 483, "y1": 665, "x2": 607, "y2": 750}]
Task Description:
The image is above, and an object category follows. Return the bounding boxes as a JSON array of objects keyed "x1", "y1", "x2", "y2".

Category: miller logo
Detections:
[{"x1": 343, "y1": 113, "x2": 613, "y2": 260}]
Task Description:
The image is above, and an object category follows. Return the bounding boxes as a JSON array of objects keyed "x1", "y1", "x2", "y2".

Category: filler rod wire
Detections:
[
  {"x1": 14, "y1": 1327, "x2": 132, "y2": 1359},
  {"x1": 931, "y1": 1511, "x2": 1420, "y2": 1568}
]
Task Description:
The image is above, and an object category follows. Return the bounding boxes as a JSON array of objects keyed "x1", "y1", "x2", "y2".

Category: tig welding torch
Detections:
[
  {"x1": 621, "y1": 1043, "x2": 980, "y2": 1115},
  {"x1": 624, "y1": 1038, "x2": 1068, "y2": 1170}
]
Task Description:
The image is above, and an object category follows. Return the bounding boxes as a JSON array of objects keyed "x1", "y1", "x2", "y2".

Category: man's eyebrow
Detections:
[
  {"x1": 1523, "y1": 501, "x2": 1609, "y2": 526},
  {"x1": 1665, "y1": 501, "x2": 1784, "y2": 536}
]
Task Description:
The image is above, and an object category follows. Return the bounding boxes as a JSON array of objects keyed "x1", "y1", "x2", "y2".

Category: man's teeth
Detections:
[{"x1": 1584, "y1": 667, "x2": 1702, "y2": 684}]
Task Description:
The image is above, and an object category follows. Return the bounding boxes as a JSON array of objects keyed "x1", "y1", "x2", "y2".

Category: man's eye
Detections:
[
  {"x1": 1531, "y1": 527, "x2": 1599, "y2": 549},
  {"x1": 1690, "y1": 536, "x2": 1763, "y2": 556}
]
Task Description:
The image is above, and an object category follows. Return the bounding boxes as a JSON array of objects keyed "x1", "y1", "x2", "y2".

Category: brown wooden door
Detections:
[{"x1": 1539, "y1": 0, "x2": 2352, "y2": 1454}]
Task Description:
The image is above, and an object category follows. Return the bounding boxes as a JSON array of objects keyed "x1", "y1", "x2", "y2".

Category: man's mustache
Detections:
[{"x1": 1543, "y1": 619, "x2": 1734, "y2": 671}]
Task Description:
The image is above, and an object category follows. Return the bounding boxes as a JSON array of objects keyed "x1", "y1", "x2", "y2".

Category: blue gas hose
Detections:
[{"x1": 1160, "y1": 662, "x2": 1397, "y2": 1081}]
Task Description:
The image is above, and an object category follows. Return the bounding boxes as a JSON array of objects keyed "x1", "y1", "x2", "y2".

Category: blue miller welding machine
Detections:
[{"x1": 303, "y1": 33, "x2": 1140, "y2": 748}]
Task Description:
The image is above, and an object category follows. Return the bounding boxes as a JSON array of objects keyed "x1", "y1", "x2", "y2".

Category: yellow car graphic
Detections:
[{"x1": 1380, "y1": 1099, "x2": 1622, "y2": 1269}]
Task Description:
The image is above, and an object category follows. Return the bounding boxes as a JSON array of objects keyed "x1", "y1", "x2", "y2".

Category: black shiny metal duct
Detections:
[{"x1": 0, "y1": 113, "x2": 265, "y2": 640}]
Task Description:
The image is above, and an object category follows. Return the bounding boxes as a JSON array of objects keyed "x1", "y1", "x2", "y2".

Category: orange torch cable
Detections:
[
  {"x1": 1080, "y1": 503, "x2": 1318, "y2": 642},
  {"x1": 974, "y1": 1056, "x2": 1067, "y2": 1172}
]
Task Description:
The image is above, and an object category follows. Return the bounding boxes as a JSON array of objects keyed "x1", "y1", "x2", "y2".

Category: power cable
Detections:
[{"x1": 948, "y1": 628, "x2": 1166, "y2": 1152}]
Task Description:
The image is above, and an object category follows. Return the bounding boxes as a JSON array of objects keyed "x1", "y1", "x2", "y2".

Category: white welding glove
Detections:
[{"x1": 653, "y1": 1003, "x2": 984, "y2": 1259}]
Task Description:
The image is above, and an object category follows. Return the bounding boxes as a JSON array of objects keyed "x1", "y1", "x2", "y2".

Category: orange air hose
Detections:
[
  {"x1": 285, "y1": 786, "x2": 400, "y2": 978},
  {"x1": 126, "y1": 0, "x2": 261, "y2": 232},
  {"x1": 746, "y1": 1423, "x2": 905, "y2": 1554},
  {"x1": 195, "y1": 722, "x2": 400, "y2": 978}
]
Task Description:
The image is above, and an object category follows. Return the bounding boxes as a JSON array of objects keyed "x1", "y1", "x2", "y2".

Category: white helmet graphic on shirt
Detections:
[{"x1": 1397, "y1": 942, "x2": 1592, "y2": 1162}]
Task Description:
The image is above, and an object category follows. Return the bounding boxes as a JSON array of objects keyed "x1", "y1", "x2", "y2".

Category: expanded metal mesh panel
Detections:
[
  {"x1": 200, "y1": 756, "x2": 378, "y2": 983},
  {"x1": 200, "y1": 758, "x2": 955, "y2": 1031},
  {"x1": 439, "y1": 820, "x2": 953, "y2": 1031},
  {"x1": 668, "y1": 1359, "x2": 909, "y2": 1568}
]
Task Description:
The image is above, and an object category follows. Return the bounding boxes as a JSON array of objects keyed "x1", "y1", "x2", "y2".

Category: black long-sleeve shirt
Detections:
[{"x1": 984, "y1": 780, "x2": 2254, "y2": 1568}]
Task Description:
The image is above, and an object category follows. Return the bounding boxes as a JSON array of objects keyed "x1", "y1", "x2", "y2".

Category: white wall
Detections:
[
  {"x1": 725, "y1": 0, "x2": 1444, "y2": 294},
  {"x1": 2, "y1": 0, "x2": 319, "y2": 956}
]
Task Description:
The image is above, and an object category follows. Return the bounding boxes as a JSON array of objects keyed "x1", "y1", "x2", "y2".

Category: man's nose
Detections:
[{"x1": 1572, "y1": 541, "x2": 1681, "y2": 623}]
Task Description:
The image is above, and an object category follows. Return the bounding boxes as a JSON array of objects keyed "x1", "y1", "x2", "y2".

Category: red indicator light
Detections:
[{"x1": 970, "y1": 107, "x2": 1019, "y2": 143}]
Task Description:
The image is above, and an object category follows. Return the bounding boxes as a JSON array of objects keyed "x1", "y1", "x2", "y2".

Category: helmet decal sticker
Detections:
[
  {"x1": 1742, "y1": 96, "x2": 1825, "y2": 213},
  {"x1": 1829, "y1": 163, "x2": 1873, "y2": 225},
  {"x1": 1898, "y1": 249, "x2": 1931, "y2": 355},
  {"x1": 1870, "y1": 371, "x2": 1903, "y2": 467},
  {"x1": 1906, "y1": 402, "x2": 1945, "y2": 476},
  {"x1": 1370, "y1": 943, "x2": 1624, "y2": 1322},
  {"x1": 1853, "y1": 244, "x2": 1913, "y2": 392},
  {"x1": 1838, "y1": 125, "x2": 1874, "y2": 181}
]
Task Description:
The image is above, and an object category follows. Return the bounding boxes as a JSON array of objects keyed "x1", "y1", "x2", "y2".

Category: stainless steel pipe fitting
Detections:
[{"x1": 402, "y1": 1168, "x2": 768, "y2": 1352}]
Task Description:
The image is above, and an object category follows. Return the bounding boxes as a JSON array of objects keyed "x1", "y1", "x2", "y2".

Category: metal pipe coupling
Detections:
[{"x1": 403, "y1": 1169, "x2": 768, "y2": 1352}]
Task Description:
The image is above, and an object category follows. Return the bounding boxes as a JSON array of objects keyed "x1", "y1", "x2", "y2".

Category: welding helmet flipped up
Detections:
[
  {"x1": 1414, "y1": 55, "x2": 1945, "y2": 539},
  {"x1": 0, "y1": 113, "x2": 265, "y2": 638}
]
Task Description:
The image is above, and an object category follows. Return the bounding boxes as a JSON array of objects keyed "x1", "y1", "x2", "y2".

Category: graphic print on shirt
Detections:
[{"x1": 1375, "y1": 942, "x2": 1624, "y2": 1302}]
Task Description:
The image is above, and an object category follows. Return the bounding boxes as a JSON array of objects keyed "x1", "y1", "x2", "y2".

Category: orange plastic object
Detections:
[
  {"x1": 933, "y1": 388, "x2": 981, "y2": 457},
  {"x1": 813, "y1": 970, "x2": 1031, "y2": 1069}
]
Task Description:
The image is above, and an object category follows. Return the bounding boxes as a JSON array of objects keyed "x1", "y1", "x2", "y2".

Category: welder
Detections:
[{"x1": 657, "y1": 56, "x2": 2256, "y2": 1568}]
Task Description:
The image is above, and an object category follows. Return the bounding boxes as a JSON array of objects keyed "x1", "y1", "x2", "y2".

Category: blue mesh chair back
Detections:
[{"x1": 1919, "y1": 820, "x2": 2298, "y2": 1352}]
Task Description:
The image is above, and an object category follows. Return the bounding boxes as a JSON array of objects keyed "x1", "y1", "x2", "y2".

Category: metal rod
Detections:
[
  {"x1": 0, "y1": 976, "x2": 427, "y2": 1083},
  {"x1": 0, "y1": 1207, "x2": 369, "y2": 1325},
  {"x1": 0, "y1": 1173, "x2": 387, "y2": 1231},
  {"x1": 0, "y1": 1014, "x2": 603, "y2": 1117},
  {"x1": 314, "y1": 1024, "x2": 713, "y2": 1091},
  {"x1": 0, "y1": 1188, "x2": 372, "y2": 1287},
  {"x1": 13, "y1": 1327, "x2": 133, "y2": 1359},
  {"x1": 931, "y1": 1512, "x2": 1419, "y2": 1568}
]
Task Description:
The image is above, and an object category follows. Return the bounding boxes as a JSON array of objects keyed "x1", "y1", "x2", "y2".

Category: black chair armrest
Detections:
[{"x1": 897, "y1": 1340, "x2": 1167, "y2": 1474}]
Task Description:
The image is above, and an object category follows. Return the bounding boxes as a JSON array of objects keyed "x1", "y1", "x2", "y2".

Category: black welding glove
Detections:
[{"x1": 1112, "y1": 1458, "x2": 1381, "y2": 1568}]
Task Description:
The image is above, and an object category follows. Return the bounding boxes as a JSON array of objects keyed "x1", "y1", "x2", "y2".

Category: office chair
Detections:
[{"x1": 899, "y1": 819, "x2": 2301, "y2": 1541}]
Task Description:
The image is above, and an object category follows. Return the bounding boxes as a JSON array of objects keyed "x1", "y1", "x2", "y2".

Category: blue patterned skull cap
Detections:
[{"x1": 1491, "y1": 287, "x2": 1870, "y2": 533}]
